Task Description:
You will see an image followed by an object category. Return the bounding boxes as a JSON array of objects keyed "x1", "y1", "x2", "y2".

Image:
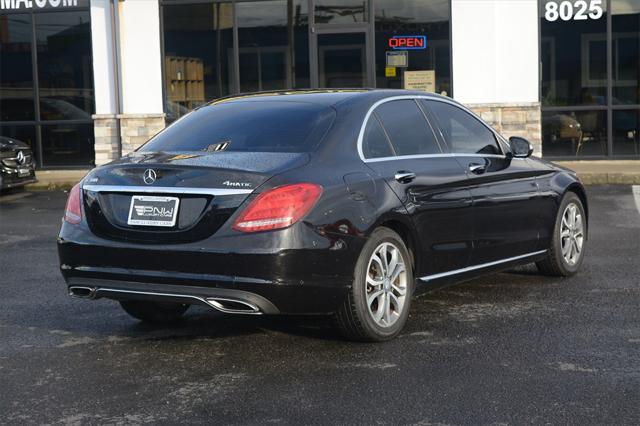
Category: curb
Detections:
[{"x1": 25, "y1": 183, "x2": 76, "y2": 191}]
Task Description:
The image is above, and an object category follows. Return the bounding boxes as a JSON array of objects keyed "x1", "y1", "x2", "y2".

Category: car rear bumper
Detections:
[
  {"x1": 62, "y1": 265, "x2": 350, "y2": 315},
  {"x1": 58, "y1": 222, "x2": 363, "y2": 315},
  {"x1": 66, "y1": 278, "x2": 281, "y2": 314}
]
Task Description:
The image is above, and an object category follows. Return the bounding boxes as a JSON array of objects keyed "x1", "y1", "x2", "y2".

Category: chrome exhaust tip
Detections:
[
  {"x1": 68, "y1": 286, "x2": 97, "y2": 299},
  {"x1": 205, "y1": 297, "x2": 261, "y2": 315}
]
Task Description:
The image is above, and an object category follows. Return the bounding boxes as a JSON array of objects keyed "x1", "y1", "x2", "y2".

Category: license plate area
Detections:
[
  {"x1": 127, "y1": 195, "x2": 180, "y2": 227},
  {"x1": 18, "y1": 168, "x2": 30, "y2": 177}
]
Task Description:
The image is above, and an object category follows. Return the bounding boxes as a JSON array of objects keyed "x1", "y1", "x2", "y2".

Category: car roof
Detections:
[{"x1": 206, "y1": 89, "x2": 453, "y2": 109}]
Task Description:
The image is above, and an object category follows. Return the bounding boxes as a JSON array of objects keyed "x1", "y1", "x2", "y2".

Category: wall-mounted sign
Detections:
[
  {"x1": 0, "y1": 0, "x2": 86, "y2": 10},
  {"x1": 386, "y1": 51, "x2": 408, "y2": 68},
  {"x1": 404, "y1": 70, "x2": 436, "y2": 93},
  {"x1": 543, "y1": 0, "x2": 604, "y2": 22},
  {"x1": 385, "y1": 67, "x2": 397, "y2": 78},
  {"x1": 388, "y1": 35, "x2": 427, "y2": 50}
]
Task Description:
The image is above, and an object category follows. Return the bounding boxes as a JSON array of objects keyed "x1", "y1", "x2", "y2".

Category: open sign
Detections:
[{"x1": 388, "y1": 35, "x2": 427, "y2": 50}]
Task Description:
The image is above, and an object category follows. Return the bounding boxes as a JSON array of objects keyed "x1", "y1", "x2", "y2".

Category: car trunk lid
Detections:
[{"x1": 82, "y1": 151, "x2": 308, "y2": 243}]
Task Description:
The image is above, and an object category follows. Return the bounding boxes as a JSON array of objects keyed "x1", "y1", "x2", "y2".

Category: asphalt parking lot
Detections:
[{"x1": 1, "y1": 185, "x2": 639, "y2": 425}]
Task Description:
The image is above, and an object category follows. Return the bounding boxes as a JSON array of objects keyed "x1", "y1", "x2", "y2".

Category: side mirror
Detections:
[{"x1": 509, "y1": 136, "x2": 534, "y2": 158}]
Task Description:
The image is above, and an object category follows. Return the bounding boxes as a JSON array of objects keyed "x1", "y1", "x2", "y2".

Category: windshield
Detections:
[{"x1": 139, "y1": 101, "x2": 336, "y2": 154}]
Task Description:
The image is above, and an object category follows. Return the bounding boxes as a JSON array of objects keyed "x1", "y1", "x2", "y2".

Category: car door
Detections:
[
  {"x1": 422, "y1": 99, "x2": 541, "y2": 266},
  {"x1": 360, "y1": 98, "x2": 474, "y2": 276}
]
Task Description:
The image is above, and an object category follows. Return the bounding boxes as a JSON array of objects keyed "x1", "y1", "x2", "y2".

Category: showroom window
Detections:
[
  {"x1": 540, "y1": 0, "x2": 640, "y2": 158},
  {"x1": 374, "y1": 0, "x2": 451, "y2": 96},
  {"x1": 0, "y1": 3, "x2": 95, "y2": 168},
  {"x1": 162, "y1": 0, "x2": 309, "y2": 121},
  {"x1": 161, "y1": 0, "x2": 452, "y2": 119}
]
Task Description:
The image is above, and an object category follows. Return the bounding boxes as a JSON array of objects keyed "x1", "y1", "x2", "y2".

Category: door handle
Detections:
[
  {"x1": 394, "y1": 171, "x2": 416, "y2": 183},
  {"x1": 468, "y1": 163, "x2": 486, "y2": 175}
]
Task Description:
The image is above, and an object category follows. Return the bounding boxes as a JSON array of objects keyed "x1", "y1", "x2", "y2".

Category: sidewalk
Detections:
[
  {"x1": 23, "y1": 160, "x2": 640, "y2": 190},
  {"x1": 555, "y1": 160, "x2": 640, "y2": 185}
]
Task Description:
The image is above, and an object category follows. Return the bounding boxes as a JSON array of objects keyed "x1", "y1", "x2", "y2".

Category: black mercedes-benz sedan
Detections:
[
  {"x1": 0, "y1": 136, "x2": 37, "y2": 190},
  {"x1": 58, "y1": 90, "x2": 588, "y2": 341}
]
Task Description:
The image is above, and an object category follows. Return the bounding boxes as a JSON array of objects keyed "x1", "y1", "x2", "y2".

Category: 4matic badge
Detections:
[{"x1": 223, "y1": 180, "x2": 252, "y2": 188}]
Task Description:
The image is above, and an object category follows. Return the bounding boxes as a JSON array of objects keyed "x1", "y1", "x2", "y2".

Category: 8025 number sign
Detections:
[{"x1": 544, "y1": 0, "x2": 604, "y2": 22}]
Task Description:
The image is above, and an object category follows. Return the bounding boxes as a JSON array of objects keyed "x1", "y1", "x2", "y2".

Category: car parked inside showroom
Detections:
[
  {"x1": 0, "y1": 136, "x2": 37, "y2": 190},
  {"x1": 58, "y1": 90, "x2": 588, "y2": 341}
]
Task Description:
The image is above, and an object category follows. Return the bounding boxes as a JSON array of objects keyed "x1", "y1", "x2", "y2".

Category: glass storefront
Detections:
[
  {"x1": 0, "y1": 2, "x2": 95, "y2": 168},
  {"x1": 314, "y1": 0, "x2": 367, "y2": 24},
  {"x1": 161, "y1": 0, "x2": 451, "y2": 121},
  {"x1": 162, "y1": 0, "x2": 310, "y2": 121},
  {"x1": 162, "y1": 3, "x2": 234, "y2": 121},
  {"x1": 374, "y1": 0, "x2": 451, "y2": 95},
  {"x1": 237, "y1": 1, "x2": 309, "y2": 91},
  {"x1": 317, "y1": 32, "x2": 367, "y2": 88},
  {"x1": 3, "y1": 1, "x2": 636, "y2": 166},
  {"x1": 540, "y1": 0, "x2": 640, "y2": 158}
]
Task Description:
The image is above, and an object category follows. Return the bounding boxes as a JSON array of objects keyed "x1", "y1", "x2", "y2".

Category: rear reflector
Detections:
[
  {"x1": 233, "y1": 183, "x2": 322, "y2": 233},
  {"x1": 64, "y1": 183, "x2": 82, "y2": 224}
]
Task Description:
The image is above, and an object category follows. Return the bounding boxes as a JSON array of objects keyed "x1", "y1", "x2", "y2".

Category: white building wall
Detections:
[
  {"x1": 118, "y1": 0, "x2": 164, "y2": 115},
  {"x1": 90, "y1": 0, "x2": 116, "y2": 115},
  {"x1": 115, "y1": 0, "x2": 166, "y2": 156},
  {"x1": 452, "y1": 0, "x2": 539, "y2": 104},
  {"x1": 90, "y1": 0, "x2": 120, "y2": 165}
]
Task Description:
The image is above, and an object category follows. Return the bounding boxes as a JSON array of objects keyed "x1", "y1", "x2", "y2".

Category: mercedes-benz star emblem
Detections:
[
  {"x1": 143, "y1": 169, "x2": 157, "y2": 185},
  {"x1": 16, "y1": 151, "x2": 25, "y2": 166}
]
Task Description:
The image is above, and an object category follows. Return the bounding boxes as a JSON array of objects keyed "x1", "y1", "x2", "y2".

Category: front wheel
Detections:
[
  {"x1": 119, "y1": 300, "x2": 189, "y2": 323},
  {"x1": 334, "y1": 227, "x2": 414, "y2": 342},
  {"x1": 536, "y1": 192, "x2": 587, "y2": 277}
]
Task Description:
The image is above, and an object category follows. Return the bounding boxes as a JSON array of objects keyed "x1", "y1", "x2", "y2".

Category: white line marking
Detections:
[{"x1": 633, "y1": 186, "x2": 640, "y2": 216}]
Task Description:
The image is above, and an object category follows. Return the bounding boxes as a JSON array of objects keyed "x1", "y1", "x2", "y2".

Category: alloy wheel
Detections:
[
  {"x1": 560, "y1": 202, "x2": 584, "y2": 266},
  {"x1": 365, "y1": 242, "x2": 408, "y2": 328}
]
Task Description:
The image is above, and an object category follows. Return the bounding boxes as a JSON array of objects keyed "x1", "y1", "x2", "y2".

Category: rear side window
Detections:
[
  {"x1": 140, "y1": 101, "x2": 335, "y2": 153},
  {"x1": 362, "y1": 115, "x2": 395, "y2": 159},
  {"x1": 423, "y1": 100, "x2": 501, "y2": 155},
  {"x1": 373, "y1": 100, "x2": 440, "y2": 156}
]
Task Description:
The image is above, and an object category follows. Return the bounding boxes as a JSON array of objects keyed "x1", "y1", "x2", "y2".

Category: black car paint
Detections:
[
  {"x1": 57, "y1": 90, "x2": 586, "y2": 315},
  {"x1": 0, "y1": 136, "x2": 37, "y2": 190}
]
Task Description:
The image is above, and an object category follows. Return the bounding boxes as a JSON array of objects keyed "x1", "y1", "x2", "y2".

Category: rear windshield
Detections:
[{"x1": 139, "y1": 101, "x2": 335, "y2": 153}]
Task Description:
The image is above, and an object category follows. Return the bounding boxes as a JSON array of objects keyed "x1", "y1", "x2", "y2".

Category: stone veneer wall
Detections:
[
  {"x1": 119, "y1": 114, "x2": 166, "y2": 156},
  {"x1": 467, "y1": 102, "x2": 542, "y2": 155},
  {"x1": 93, "y1": 114, "x2": 120, "y2": 166},
  {"x1": 92, "y1": 113, "x2": 166, "y2": 165}
]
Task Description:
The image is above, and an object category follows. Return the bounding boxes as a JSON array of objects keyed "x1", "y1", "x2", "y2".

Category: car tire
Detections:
[
  {"x1": 334, "y1": 227, "x2": 414, "y2": 342},
  {"x1": 536, "y1": 192, "x2": 587, "y2": 277},
  {"x1": 119, "y1": 300, "x2": 189, "y2": 323}
]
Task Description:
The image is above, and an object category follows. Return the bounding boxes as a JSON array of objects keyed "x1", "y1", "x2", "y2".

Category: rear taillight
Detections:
[
  {"x1": 64, "y1": 183, "x2": 82, "y2": 224},
  {"x1": 233, "y1": 183, "x2": 322, "y2": 233}
]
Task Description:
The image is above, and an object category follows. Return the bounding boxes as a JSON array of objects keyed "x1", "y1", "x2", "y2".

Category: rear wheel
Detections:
[
  {"x1": 536, "y1": 192, "x2": 587, "y2": 277},
  {"x1": 334, "y1": 227, "x2": 413, "y2": 342},
  {"x1": 119, "y1": 300, "x2": 189, "y2": 323}
]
